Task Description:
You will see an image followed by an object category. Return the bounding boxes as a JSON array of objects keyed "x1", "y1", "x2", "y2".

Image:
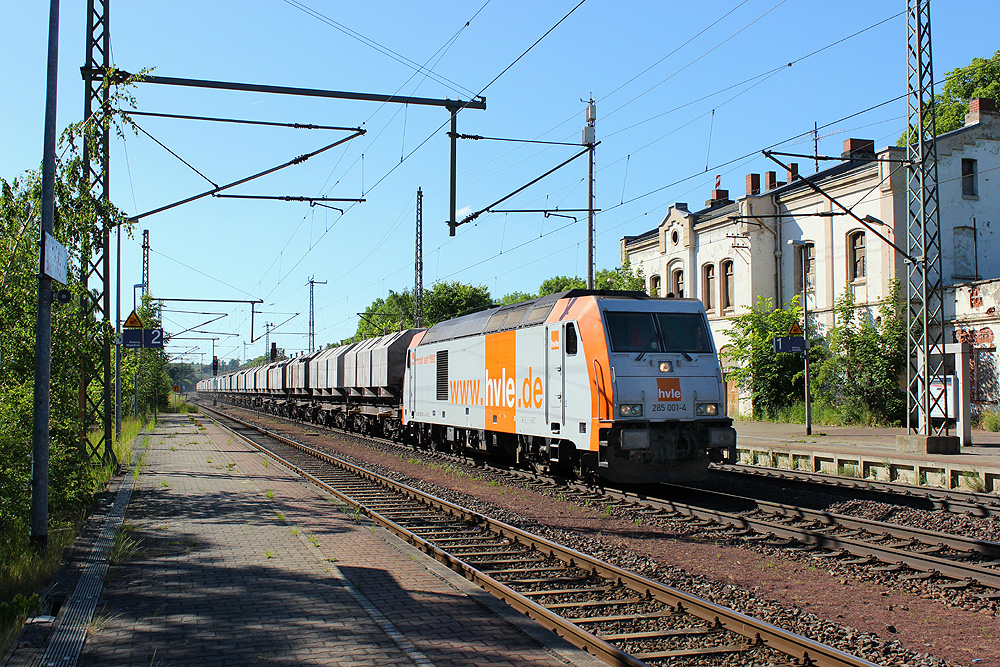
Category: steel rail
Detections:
[
  {"x1": 715, "y1": 463, "x2": 1000, "y2": 517},
  {"x1": 663, "y1": 484, "x2": 1000, "y2": 559},
  {"x1": 636, "y1": 487, "x2": 1000, "y2": 589},
  {"x1": 199, "y1": 403, "x2": 879, "y2": 667}
]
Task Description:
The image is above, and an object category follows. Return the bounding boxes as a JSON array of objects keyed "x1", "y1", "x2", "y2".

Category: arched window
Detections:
[
  {"x1": 721, "y1": 259, "x2": 734, "y2": 310},
  {"x1": 793, "y1": 242, "x2": 816, "y2": 290},
  {"x1": 669, "y1": 264, "x2": 684, "y2": 298},
  {"x1": 649, "y1": 274, "x2": 661, "y2": 297},
  {"x1": 702, "y1": 264, "x2": 715, "y2": 311},
  {"x1": 848, "y1": 231, "x2": 865, "y2": 281}
]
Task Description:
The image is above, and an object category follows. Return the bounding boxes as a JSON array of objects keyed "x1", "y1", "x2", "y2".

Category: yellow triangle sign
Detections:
[
  {"x1": 124, "y1": 310, "x2": 143, "y2": 328},
  {"x1": 788, "y1": 321, "x2": 803, "y2": 336}
]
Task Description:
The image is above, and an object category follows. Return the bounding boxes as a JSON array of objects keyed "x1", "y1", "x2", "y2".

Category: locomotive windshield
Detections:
[{"x1": 605, "y1": 311, "x2": 713, "y2": 353}]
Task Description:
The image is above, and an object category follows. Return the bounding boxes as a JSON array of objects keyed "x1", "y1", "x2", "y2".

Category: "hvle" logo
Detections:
[{"x1": 656, "y1": 377, "x2": 681, "y2": 401}]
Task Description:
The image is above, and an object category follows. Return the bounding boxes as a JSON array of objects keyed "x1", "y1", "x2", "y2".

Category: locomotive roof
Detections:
[{"x1": 418, "y1": 289, "x2": 650, "y2": 345}]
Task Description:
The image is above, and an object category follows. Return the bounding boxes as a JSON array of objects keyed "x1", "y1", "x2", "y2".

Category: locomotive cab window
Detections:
[
  {"x1": 655, "y1": 313, "x2": 712, "y2": 353},
  {"x1": 565, "y1": 323, "x2": 578, "y2": 355},
  {"x1": 605, "y1": 312, "x2": 659, "y2": 353},
  {"x1": 605, "y1": 311, "x2": 712, "y2": 354}
]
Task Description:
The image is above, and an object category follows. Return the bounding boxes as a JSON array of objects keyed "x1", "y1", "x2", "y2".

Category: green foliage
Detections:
[
  {"x1": 596, "y1": 260, "x2": 647, "y2": 293},
  {"x1": 724, "y1": 295, "x2": 819, "y2": 419},
  {"x1": 353, "y1": 281, "x2": 491, "y2": 339},
  {"x1": 1, "y1": 83, "x2": 149, "y2": 652},
  {"x1": 538, "y1": 275, "x2": 586, "y2": 295},
  {"x1": 119, "y1": 295, "x2": 171, "y2": 413},
  {"x1": 497, "y1": 291, "x2": 534, "y2": 306},
  {"x1": 898, "y1": 50, "x2": 1000, "y2": 145},
  {"x1": 813, "y1": 282, "x2": 906, "y2": 425},
  {"x1": 980, "y1": 409, "x2": 1000, "y2": 432}
]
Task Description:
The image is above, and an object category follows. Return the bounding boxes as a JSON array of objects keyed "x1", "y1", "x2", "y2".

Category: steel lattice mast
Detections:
[
  {"x1": 905, "y1": 0, "x2": 947, "y2": 436},
  {"x1": 142, "y1": 229, "x2": 149, "y2": 295},
  {"x1": 81, "y1": 0, "x2": 114, "y2": 464},
  {"x1": 415, "y1": 188, "x2": 424, "y2": 329},
  {"x1": 307, "y1": 276, "x2": 326, "y2": 353}
]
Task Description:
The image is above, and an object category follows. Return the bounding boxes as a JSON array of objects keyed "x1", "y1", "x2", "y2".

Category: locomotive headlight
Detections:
[
  {"x1": 619, "y1": 403, "x2": 643, "y2": 418},
  {"x1": 695, "y1": 403, "x2": 719, "y2": 416},
  {"x1": 658, "y1": 361, "x2": 673, "y2": 373}
]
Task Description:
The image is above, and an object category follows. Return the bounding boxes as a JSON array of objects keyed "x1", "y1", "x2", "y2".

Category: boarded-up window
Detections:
[
  {"x1": 954, "y1": 226, "x2": 976, "y2": 278},
  {"x1": 436, "y1": 350, "x2": 449, "y2": 400},
  {"x1": 972, "y1": 347, "x2": 998, "y2": 404}
]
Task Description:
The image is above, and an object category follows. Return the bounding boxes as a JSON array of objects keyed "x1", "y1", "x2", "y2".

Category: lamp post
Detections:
[{"x1": 787, "y1": 239, "x2": 812, "y2": 435}]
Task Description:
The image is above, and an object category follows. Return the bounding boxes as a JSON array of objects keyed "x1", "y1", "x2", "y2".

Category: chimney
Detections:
[
  {"x1": 746, "y1": 173, "x2": 760, "y2": 196},
  {"x1": 786, "y1": 162, "x2": 799, "y2": 182},
  {"x1": 841, "y1": 138, "x2": 875, "y2": 160},
  {"x1": 764, "y1": 171, "x2": 777, "y2": 190},
  {"x1": 965, "y1": 97, "x2": 998, "y2": 127},
  {"x1": 705, "y1": 189, "x2": 731, "y2": 207}
]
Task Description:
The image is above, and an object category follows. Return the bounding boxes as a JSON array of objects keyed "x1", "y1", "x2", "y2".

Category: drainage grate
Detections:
[{"x1": 39, "y1": 472, "x2": 136, "y2": 667}]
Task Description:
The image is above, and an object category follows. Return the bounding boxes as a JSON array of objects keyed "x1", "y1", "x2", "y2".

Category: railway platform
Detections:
[
  {"x1": 11, "y1": 413, "x2": 605, "y2": 667},
  {"x1": 734, "y1": 419, "x2": 1000, "y2": 493}
]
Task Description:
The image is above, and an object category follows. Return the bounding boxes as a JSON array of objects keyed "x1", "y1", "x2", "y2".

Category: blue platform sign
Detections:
[
  {"x1": 122, "y1": 328, "x2": 163, "y2": 349},
  {"x1": 143, "y1": 328, "x2": 164, "y2": 349},
  {"x1": 122, "y1": 329, "x2": 143, "y2": 349},
  {"x1": 773, "y1": 336, "x2": 805, "y2": 354}
]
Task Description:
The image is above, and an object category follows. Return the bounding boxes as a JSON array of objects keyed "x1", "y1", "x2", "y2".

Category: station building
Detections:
[{"x1": 621, "y1": 98, "x2": 1000, "y2": 417}]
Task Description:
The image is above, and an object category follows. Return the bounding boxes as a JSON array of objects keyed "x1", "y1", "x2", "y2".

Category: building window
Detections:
[
  {"x1": 794, "y1": 243, "x2": 815, "y2": 291},
  {"x1": 721, "y1": 259, "x2": 734, "y2": 310},
  {"x1": 849, "y1": 231, "x2": 866, "y2": 281},
  {"x1": 962, "y1": 158, "x2": 978, "y2": 197},
  {"x1": 702, "y1": 264, "x2": 715, "y2": 311},
  {"x1": 672, "y1": 268, "x2": 684, "y2": 298},
  {"x1": 649, "y1": 274, "x2": 661, "y2": 297}
]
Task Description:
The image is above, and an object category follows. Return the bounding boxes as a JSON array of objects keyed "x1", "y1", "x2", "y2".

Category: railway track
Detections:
[
  {"x1": 198, "y1": 402, "x2": 879, "y2": 667},
  {"x1": 644, "y1": 484, "x2": 1000, "y2": 597},
  {"x1": 713, "y1": 463, "x2": 1000, "y2": 518},
  {"x1": 209, "y1": 400, "x2": 1000, "y2": 603}
]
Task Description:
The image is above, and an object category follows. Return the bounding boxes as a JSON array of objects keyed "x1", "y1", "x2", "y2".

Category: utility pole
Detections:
[
  {"x1": 415, "y1": 188, "x2": 423, "y2": 328},
  {"x1": 31, "y1": 0, "x2": 61, "y2": 550},
  {"x1": 307, "y1": 276, "x2": 326, "y2": 352},
  {"x1": 264, "y1": 322, "x2": 273, "y2": 360},
  {"x1": 584, "y1": 100, "x2": 596, "y2": 289}
]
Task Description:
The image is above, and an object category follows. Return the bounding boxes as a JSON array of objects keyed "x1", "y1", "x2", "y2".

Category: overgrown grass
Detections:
[
  {"x1": 978, "y1": 409, "x2": 1000, "y2": 432},
  {"x1": 0, "y1": 415, "x2": 147, "y2": 656},
  {"x1": 769, "y1": 399, "x2": 898, "y2": 427}
]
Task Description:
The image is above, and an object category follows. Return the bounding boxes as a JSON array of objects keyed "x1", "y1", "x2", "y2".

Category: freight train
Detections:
[{"x1": 197, "y1": 290, "x2": 737, "y2": 484}]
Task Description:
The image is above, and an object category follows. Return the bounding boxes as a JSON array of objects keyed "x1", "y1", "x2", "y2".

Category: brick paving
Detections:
[{"x1": 75, "y1": 413, "x2": 603, "y2": 667}]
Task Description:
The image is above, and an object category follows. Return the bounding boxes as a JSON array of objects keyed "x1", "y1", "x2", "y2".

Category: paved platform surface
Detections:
[
  {"x1": 62, "y1": 413, "x2": 605, "y2": 667},
  {"x1": 735, "y1": 418, "x2": 1000, "y2": 461}
]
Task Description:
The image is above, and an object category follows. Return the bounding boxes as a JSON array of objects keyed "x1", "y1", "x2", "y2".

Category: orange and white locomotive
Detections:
[{"x1": 402, "y1": 289, "x2": 736, "y2": 483}]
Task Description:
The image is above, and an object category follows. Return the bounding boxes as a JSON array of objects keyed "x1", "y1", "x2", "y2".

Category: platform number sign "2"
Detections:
[{"x1": 143, "y1": 328, "x2": 163, "y2": 349}]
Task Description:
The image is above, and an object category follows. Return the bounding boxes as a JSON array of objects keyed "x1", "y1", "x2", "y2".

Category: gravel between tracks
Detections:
[{"x1": 245, "y1": 414, "x2": 999, "y2": 667}]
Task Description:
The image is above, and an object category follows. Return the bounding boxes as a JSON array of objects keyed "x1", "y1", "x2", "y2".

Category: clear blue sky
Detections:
[{"x1": 2, "y1": 1, "x2": 995, "y2": 364}]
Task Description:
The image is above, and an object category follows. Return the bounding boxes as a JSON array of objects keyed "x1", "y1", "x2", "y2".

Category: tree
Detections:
[
  {"x1": 898, "y1": 50, "x2": 1000, "y2": 144},
  {"x1": 498, "y1": 291, "x2": 534, "y2": 306},
  {"x1": 355, "y1": 290, "x2": 415, "y2": 339},
  {"x1": 814, "y1": 282, "x2": 906, "y2": 425},
  {"x1": 723, "y1": 295, "x2": 822, "y2": 419},
  {"x1": 538, "y1": 276, "x2": 585, "y2": 295},
  {"x1": 1, "y1": 116, "x2": 134, "y2": 544},
  {"x1": 596, "y1": 260, "x2": 647, "y2": 293},
  {"x1": 120, "y1": 295, "x2": 171, "y2": 409},
  {"x1": 353, "y1": 281, "x2": 492, "y2": 339}
]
